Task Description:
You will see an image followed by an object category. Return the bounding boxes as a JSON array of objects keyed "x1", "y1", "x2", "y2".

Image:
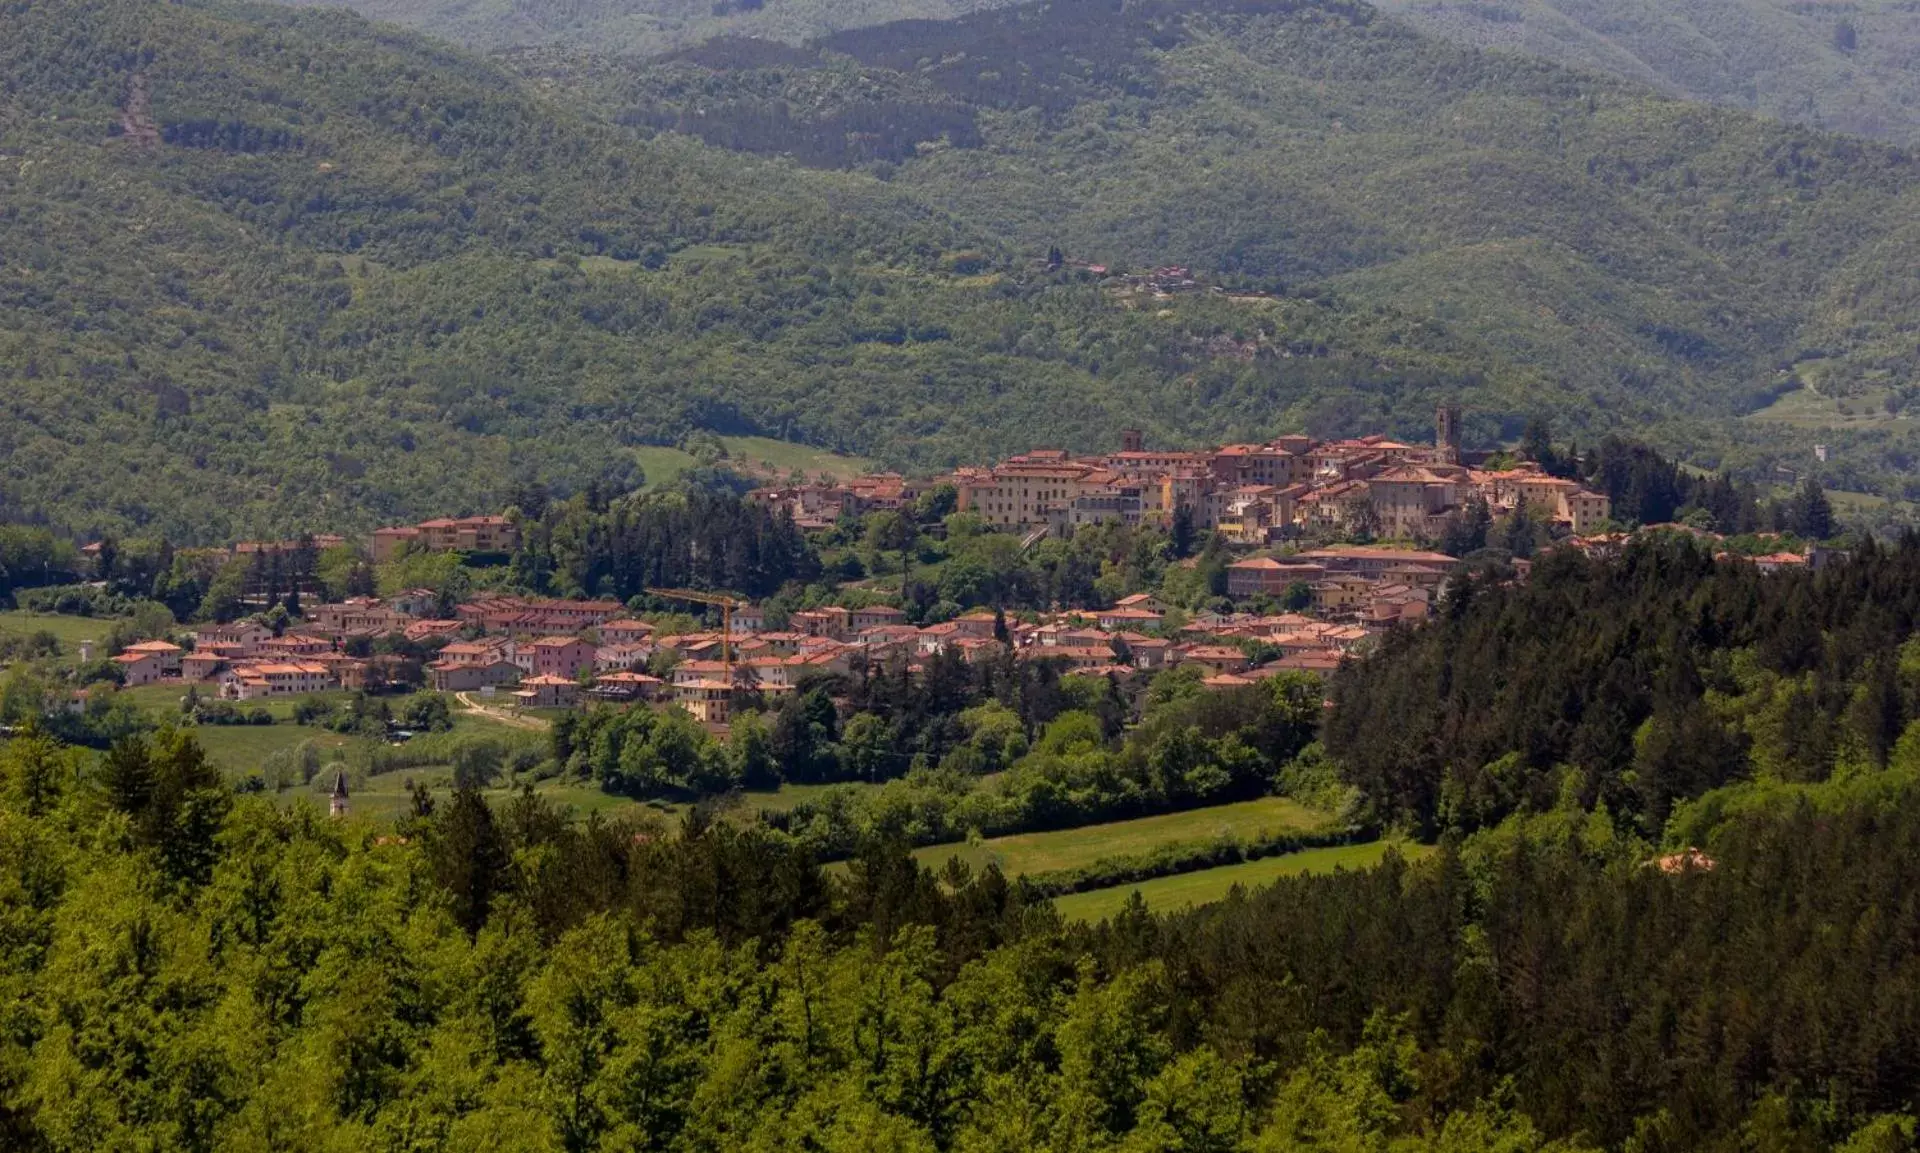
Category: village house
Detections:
[
  {"x1": 1180, "y1": 645, "x2": 1252, "y2": 674},
  {"x1": 790, "y1": 607, "x2": 854, "y2": 641},
  {"x1": 594, "y1": 643, "x2": 654, "y2": 673},
  {"x1": 589, "y1": 672, "x2": 664, "y2": 703},
  {"x1": 1095, "y1": 606, "x2": 1165, "y2": 631},
  {"x1": 428, "y1": 658, "x2": 521, "y2": 693},
  {"x1": 259, "y1": 634, "x2": 333, "y2": 658},
  {"x1": 1226, "y1": 556, "x2": 1321, "y2": 599},
  {"x1": 121, "y1": 640, "x2": 183, "y2": 673},
  {"x1": 523, "y1": 636, "x2": 595, "y2": 680},
  {"x1": 180, "y1": 651, "x2": 228, "y2": 683},
  {"x1": 850, "y1": 604, "x2": 908, "y2": 631},
  {"x1": 309, "y1": 599, "x2": 412, "y2": 637},
  {"x1": 386, "y1": 589, "x2": 440, "y2": 617},
  {"x1": 674, "y1": 680, "x2": 733, "y2": 726},
  {"x1": 371, "y1": 515, "x2": 520, "y2": 563},
  {"x1": 598, "y1": 619, "x2": 656, "y2": 646},
  {"x1": 436, "y1": 639, "x2": 517, "y2": 668},
  {"x1": 219, "y1": 661, "x2": 334, "y2": 701},
  {"x1": 113, "y1": 646, "x2": 177, "y2": 687},
  {"x1": 512, "y1": 675, "x2": 580, "y2": 710},
  {"x1": 194, "y1": 621, "x2": 274, "y2": 658},
  {"x1": 403, "y1": 618, "x2": 465, "y2": 643}
]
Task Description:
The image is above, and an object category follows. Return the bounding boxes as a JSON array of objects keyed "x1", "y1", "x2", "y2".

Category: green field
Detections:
[
  {"x1": 637, "y1": 436, "x2": 874, "y2": 490},
  {"x1": 0, "y1": 611, "x2": 119, "y2": 662},
  {"x1": 634, "y1": 444, "x2": 702, "y2": 489},
  {"x1": 721, "y1": 436, "x2": 874, "y2": 482},
  {"x1": 913, "y1": 796, "x2": 1332, "y2": 877},
  {"x1": 1745, "y1": 384, "x2": 1913, "y2": 430},
  {"x1": 1052, "y1": 840, "x2": 1432, "y2": 923},
  {"x1": 196, "y1": 725, "x2": 355, "y2": 776}
]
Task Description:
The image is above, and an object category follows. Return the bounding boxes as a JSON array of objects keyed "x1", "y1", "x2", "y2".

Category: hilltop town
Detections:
[
  {"x1": 750, "y1": 409, "x2": 1615, "y2": 543},
  {"x1": 54, "y1": 410, "x2": 1840, "y2": 738}
]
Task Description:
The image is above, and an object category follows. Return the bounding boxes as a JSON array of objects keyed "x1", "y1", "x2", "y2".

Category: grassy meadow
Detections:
[
  {"x1": 911, "y1": 796, "x2": 1332, "y2": 877},
  {"x1": 1052, "y1": 840, "x2": 1433, "y2": 923}
]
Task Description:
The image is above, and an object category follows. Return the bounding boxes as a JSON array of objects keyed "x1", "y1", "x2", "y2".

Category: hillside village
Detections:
[
  {"x1": 751, "y1": 409, "x2": 1616, "y2": 541},
  {"x1": 66, "y1": 412, "x2": 1841, "y2": 737}
]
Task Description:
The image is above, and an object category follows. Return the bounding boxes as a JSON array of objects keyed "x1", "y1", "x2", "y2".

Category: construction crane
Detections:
[{"x1": 644, "y1": 587, "x2": 750, "y2": 677}]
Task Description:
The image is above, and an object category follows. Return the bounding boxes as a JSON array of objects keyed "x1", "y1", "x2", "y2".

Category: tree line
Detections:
[{"x1": 6, "y1": 715, "x2": 1920, "y2": 1148}]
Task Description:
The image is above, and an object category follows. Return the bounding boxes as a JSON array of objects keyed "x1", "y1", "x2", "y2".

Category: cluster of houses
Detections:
[
  {"x1": 370, "y1": 515, "x2": 519, "y2": 563},
  {"x1": 110, "y1": 573, "x2": 1390, "y2": 727},
  {"x1": 751, "y1": 410, "x2": 1614, "y2": 546},
  {"x1": 110, "y1": 622, "x2": 361, "y2": 700},
  {"x1": 1222, "y1": 545, "x2": 1458, "y2": 624}
]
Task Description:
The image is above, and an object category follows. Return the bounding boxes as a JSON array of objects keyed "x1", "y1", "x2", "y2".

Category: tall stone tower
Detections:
[
  {"x1": 1435, "y1": 405, "x2": 1463, "y2": 465},
  {"x1": 1120, "y1": 428, "x2": 1145, "y2": 453},
  {"x1": 329, "y1": 770, "x2": 350, "y2": 819}
]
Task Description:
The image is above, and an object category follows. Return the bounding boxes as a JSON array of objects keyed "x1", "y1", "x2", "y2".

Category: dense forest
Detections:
[
  {"x1": 10, "y1": 644, "x2": 1920, "y2": 1149},
  {"x1": 1370, "y1": 0, "x2": 1920, "y2": 144},
  {"x1": 11, "y1": 0, "x2": 1920, "y2": 542},
  {"x1": 1327, "y1": 530, "x2": 1920, "y2": 838}
]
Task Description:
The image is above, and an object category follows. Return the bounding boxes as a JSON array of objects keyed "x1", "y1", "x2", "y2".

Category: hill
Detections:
[
  {"x1": 14, "y1": 0, "x2": 1920, "y2": 540},
  {"x1": 1369, "y1": 0, "x2": 1920, "y2": 144},
  {"x1": 289, "y1": 0, "x2": 1020, "y2": 55},
  {"x1": 5, "y1": 0, "x2": 1564, "y2": 541},
  {"x1": 516, "y1": 0, "x2": 1920, "y2": 500},
  {"x1": 295, "y1": 0, "x2": 1920, "y2": 146}
]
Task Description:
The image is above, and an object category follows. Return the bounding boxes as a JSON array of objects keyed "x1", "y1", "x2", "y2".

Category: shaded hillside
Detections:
[
  {"x1": 285, "y1": 0, "x2": 1021, "y2": 55},
  {"x1": 1371, "y1": 0, "x2": 1920, "y2": 144},
  {"x1": 288, "y1": 0, "x2": 1920, "y2": 144},
  {"x1": 1, "y1": 0, "x2": 1603, "y2": 541},
  {"x1": 525, "y1": 0, "x2": 1920, "y2": 496}
]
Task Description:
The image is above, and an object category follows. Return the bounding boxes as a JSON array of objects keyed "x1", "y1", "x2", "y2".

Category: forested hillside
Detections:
[
  {"x1": 525, "y1": 0, "x2": 1920, "y2": 500},
  {"x1": 283, "y1": 0, "x2": 1920, "y2": 145},
  {"x1": 14, "y1": 542, "x2": 1920, "y2": 1147},
  {"x1": 14, "y1": 0, "x2": 1920, "y2": 540},
  {"x1": 1371, "y1": 0, "x2": 1920, "y2": 144},
  {"x1": 290, "y1": 0, "x2": 1020, "y2": 55},
  {"x1": 0, "y1": 0, "x2": 1559, "y2": 541}
]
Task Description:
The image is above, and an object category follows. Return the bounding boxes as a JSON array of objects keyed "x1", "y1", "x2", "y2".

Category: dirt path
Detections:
[{"x1": 455, "y1": 691, "x2": 550, "y2": 731}]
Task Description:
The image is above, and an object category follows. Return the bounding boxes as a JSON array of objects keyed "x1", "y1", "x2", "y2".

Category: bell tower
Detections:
[
  {"x1": 329, "y1": 770, "x2": 350, "y2": 819},
  {"x1": 1435, "y1": 405, "x2": 1462, "y2": 465}
]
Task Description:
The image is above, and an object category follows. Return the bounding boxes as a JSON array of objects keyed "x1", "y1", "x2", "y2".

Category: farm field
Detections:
[
  {"x1": 195, "y1": 725, "x2": 354, "y2": 776},
  {"x1": 0, "y1": 610, "x2": 115, "y2": 661},
  {"x1": 721, "y1": 436, "x2": 874, "y2": 482},
  {"x1": 1051, "y1": 840, "x2": 1433, "y2": 924},
  {"x1": 637, "y1": 436, "x2": 874, "y2": 490},
  {"x1": 310, "y1": 772, "x2": 682, "y2": 825},
  {"x1": 1744, "y1": 383, "x2": 1913, "y2": 430},
  {"x1": 912, "y1": 795, "x2": 1332, "y2": 877}
]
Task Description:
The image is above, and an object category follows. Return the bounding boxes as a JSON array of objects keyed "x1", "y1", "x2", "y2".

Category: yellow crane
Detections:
[{"x1": 644, "y1": 587, "x2": 750, "y2": 678}]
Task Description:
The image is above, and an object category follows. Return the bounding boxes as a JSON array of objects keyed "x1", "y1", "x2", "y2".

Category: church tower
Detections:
[
  {"x1": 1435, "y1": 405, "x2": 1462, "y2": 465},
  {"x1": 329, "y1": 770, "x2": 350, "y2": 819}
]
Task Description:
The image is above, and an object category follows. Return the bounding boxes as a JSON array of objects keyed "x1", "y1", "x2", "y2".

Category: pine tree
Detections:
[
  {"x1": 1797, "y1": 479, "x2": 1834, "y2": 541},
  {"x1": 431, "y1": 786, "x2": 513, "y2": 938}
]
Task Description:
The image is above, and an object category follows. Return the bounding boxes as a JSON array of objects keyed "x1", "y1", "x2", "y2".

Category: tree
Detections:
[
  {"x1": 1170, "y1": 505, "x2": 1197, "y2": 560},
  {"x1": 1519, "y1": 416, "x2": 1556, "y2": 471},
  {"x1": 93, "y1": 536, "x2": 118, "y2": 583},
  {"x1": 1497, "y1": 501, "x2": 1537, "y2": 559},
  {"x1": 867, "y1": 511, "x2": 920, "y2": 596},
  {"x1": 1795, "y1": 478, "x2": 1834, "y2": 540},
  {"x1": 841, "y1": 712, "x2": 892, "y2": 783},
  {"x1": 0, "y1": 722, "x2": 74, "y2": 817},
  {"x1": 1442, "y1": 496, "x2": 1492, "y2": 557},
  {"x1": 430, "y1": 786, "x2": 513, "y2": 937}
]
